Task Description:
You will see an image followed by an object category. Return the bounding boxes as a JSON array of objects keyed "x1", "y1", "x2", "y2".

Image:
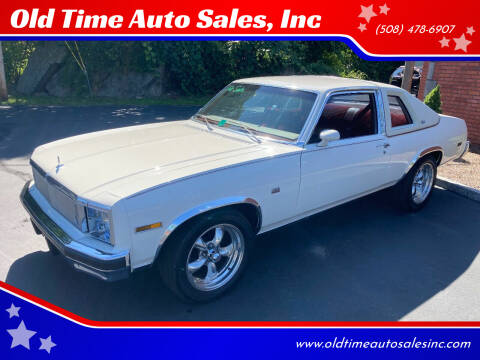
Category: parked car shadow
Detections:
[{"x1": 6, "y1": 188, "x2": 480, "y2": 321}]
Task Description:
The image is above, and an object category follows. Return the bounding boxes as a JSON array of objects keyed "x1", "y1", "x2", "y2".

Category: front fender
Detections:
[{"x1": 152, "y1": 196, "x2": 262, "y2": 262}]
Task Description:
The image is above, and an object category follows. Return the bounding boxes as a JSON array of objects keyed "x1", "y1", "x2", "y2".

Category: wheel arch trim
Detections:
[
  {"x1": 403, "y1": 146, "x2": 443, "y2": 178},
  {"x1": 153, "y1": 196, "x2": 262, "y2": 262}
]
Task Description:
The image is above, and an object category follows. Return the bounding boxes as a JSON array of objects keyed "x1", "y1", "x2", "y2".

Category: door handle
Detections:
[{"x1": 376, "y1": 143, "x2": 390, "y2": 149}]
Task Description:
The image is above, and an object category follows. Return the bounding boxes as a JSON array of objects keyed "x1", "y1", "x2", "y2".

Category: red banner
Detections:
[{"x1": 0, "y1": 0, "x2": 479, "y2": 57}]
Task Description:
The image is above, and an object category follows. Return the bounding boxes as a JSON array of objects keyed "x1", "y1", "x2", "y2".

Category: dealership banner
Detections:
[
  {"x1": 0, "y1": 0, "x2": 479, "y2": 58},
  {"x1": 0, "y1": 281, "x2": 479, "y2": 359}
]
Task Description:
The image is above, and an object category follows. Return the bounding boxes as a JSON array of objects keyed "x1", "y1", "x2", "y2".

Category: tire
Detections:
[
  {"x1": 395, "y1": 156, "x2": 437, "y2": 212},
  {"x1": 159, "y1": 209, "x2": 254, "y2": 302}
]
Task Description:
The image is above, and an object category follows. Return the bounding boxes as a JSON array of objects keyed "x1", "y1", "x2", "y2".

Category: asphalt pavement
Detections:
[{"x1": 0, "y1": 105, "x2": 479, "y2": 321}]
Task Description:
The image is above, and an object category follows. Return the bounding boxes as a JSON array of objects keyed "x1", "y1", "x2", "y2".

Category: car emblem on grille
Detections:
[{"x1": 56, "y1": 155, "x2": 64, "y2": 173}]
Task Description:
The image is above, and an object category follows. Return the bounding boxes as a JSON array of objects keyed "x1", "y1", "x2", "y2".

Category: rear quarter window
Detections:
[{"x1": 388, "y1": 95, "x2": 413, "y2": 127}]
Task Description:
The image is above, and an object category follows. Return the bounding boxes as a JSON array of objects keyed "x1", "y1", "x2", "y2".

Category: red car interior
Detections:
[
  {"x1": 390, "y1": 107, "x2": 410, "y2": 127},
  {"x1": 309, "y1": 101, "x2": 376, "y2": 142}
]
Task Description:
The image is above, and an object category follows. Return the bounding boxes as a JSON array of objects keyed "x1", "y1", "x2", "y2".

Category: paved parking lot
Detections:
[{"x1": 1, "y1": 105, "x2": 479, "y2": 321}]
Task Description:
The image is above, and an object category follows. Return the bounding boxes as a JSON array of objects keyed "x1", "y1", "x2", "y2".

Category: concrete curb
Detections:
[{"x1": 436, "y1": 176, "x2": 480, "y2": 202}]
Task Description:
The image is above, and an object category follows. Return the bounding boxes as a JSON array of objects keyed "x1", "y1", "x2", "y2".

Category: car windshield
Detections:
[{"x1": 196, "y1": 83, "x2": 317, "y2": 141}]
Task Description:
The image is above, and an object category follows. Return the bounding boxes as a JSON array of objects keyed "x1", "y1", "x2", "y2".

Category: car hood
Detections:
[{"x1": 31, "y1": 120, "x2": 299, "y2": 202}]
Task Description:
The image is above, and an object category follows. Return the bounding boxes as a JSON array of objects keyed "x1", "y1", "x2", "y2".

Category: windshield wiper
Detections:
[
  {"x1": 227, "y1": 120, "x2": 262, "y2": 144},
  {"x1": 194, "y1": 114, "x2": 213, "y2": 131},
  {"x1": 194, "y1": 115, "x2": 261, "y2": 144}
]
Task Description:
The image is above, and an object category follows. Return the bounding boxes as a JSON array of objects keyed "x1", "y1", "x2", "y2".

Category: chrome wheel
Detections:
[
  {"x1": 411, "y1": 162, "x2": 434, "y2": 204},
  {"x1": 186, "y1": 224, "x2": 244, "y2": 291}
]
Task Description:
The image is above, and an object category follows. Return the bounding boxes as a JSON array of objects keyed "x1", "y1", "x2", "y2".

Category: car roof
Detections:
[{"x1": 234, "y1": 75, "x2": 397, "y2": 93}]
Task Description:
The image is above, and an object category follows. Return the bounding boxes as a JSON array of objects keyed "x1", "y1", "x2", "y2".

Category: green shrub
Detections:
[{"x1": 424, "y1": 85, "x2": 442, "y2": 113}]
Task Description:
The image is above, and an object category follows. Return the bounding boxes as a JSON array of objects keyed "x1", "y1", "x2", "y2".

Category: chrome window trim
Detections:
[
  {"x1": 385, "y1": 123, "x2": 438, "y2": 137},
  {"x1": 375, "y1": 88, "x2": 386, "y2": 135},
  {"x1": 303, "y1": 135, "x2": 386, "y2": 153},
  {"x1": 301, "y1": 87, "x2": 384, "y2": 146},
  {"x1": 383, "y1": 90, "x2": 440, "y2": 137},
  {"x1": 196, "y1": 83, "x2": 231, "y2": 114},
  {"x1": 129, "y1": 87, "x2": 386, "y2": 199},
  {"x1": 190, "y1": 119, "x2": 297, "y2": 146},
  {"x1": 386, "y1": 94, "x2": 414, "y2": 128},
  {"x1": 296, "y1": 92, "x2": 324, "y2": 146},
  {"x1": 194, "y1": 83, "x2": 383, "y2": 148},
  {"x1": 389, "y1": 123, "x2": 416, "y2": 130},
  {"x1": 193, "y1": 81, "x2": 320, "y2": 146}
]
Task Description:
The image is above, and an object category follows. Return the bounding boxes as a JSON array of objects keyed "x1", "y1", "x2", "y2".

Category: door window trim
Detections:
[
  {"x1": 303, "y1": 134, "x2": 386, "y2": 153},
  {"x1": 303, "y1": 89, "x2": 385, "y2": 148}
]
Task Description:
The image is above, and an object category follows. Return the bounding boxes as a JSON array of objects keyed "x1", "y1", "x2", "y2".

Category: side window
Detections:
[
  {"x1": 309, "y1": 93, "x2": 377, "y2": 144},
  {"x1": 388, "y1": 95, "x2": 412, "y2": 127}
]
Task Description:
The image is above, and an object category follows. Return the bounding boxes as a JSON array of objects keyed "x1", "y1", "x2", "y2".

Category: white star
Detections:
[
  {"x1": 39, "y1": 335, "x2": 57, "y2": 354},
  {"x1": 358, "y1": 4, "x2": 377, "y2": 23},
  {"x1": 379, "y1": 3, "x2": 390, "y2": 15},
  {"x1": 466, "y1": 26, "x2": 475, "y2": 36},
  {"x1": 439, "y1": 37, "x2": 450, "y2": 48},
  {"x1": 6, "y1": 303, "x2": 20, "y2": 318},
  {"x1": 7, "y1": 320, "x2": 36, "y2": 349},
  {"x1": 358, "y1": 23, "x2": 367, "y2": 32},
  {"x1": 453, "y1": 33, "x2": 472, "y2": 52}
]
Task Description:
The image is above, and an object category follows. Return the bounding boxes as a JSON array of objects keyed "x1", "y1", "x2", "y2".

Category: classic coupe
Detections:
[{"x1": 21, "y1": 76, "x2": 469, "y2": 301}]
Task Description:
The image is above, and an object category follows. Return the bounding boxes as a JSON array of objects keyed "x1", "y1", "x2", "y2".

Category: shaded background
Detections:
[{"x1": 2, "y1": 41, "x2": 401, "y2": 99}]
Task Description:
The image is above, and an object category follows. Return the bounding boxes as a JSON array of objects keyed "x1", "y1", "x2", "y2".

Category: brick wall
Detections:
[{"x1": 418, "y1": 61, "x2": 480, "y2": 145}]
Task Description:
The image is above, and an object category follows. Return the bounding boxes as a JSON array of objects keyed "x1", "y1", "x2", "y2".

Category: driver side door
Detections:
[{"x1": 297, "y1": 90, "x2": 395, "y2": 214}]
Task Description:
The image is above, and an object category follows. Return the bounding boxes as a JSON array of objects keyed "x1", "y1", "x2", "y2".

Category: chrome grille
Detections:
[
  {"x1": 32, "y1": 167, "x2": 48, "y2": 200},
  {"x1": 32, "y1": 163, "x2": 83, "y2": 229}
]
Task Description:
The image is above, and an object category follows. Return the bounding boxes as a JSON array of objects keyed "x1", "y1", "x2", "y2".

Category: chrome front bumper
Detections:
[{"x1": 20, "y1": 181, "x2": 130, "y2": 281}]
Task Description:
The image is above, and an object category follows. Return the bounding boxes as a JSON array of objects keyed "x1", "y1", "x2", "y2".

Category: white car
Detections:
[{"x1": 21, "y1": 76, "x2": 469, "y2": 301}]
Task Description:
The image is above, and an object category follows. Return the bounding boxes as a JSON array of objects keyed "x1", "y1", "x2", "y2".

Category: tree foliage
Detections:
[
  {"x1": 4, "y1": 41, "x2": 402, "y2": 96},
  {"x1": 2, "y1": 41, "x2": 37, "y2": 84}
]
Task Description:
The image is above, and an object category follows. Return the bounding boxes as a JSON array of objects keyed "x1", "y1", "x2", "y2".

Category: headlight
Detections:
[{"x1": 85, "y1": 206, "x2": 112, "y2": 244}]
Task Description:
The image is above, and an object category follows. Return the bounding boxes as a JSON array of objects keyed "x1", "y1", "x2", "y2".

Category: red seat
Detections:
[
  {"x1": 390, "y1": 108, "x2": 409, "y2": 127},
  {"x1": 316, "y1": 102, "x2": 374, "y2": 139}
]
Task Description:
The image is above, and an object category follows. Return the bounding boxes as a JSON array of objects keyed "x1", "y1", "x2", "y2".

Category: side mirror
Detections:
[{"x1": 317, "y1": 129, "x2": 340, "y2": 147}]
